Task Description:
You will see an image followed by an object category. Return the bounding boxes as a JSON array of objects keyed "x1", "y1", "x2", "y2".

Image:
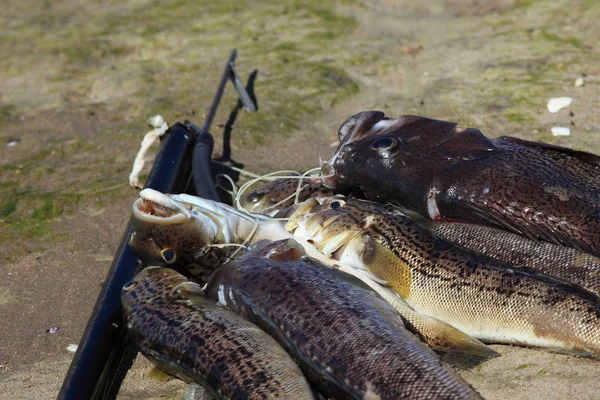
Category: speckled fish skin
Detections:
[
  {"x1": 425, "y1": 219, "x2": 600, "y2": 296},
  {"x1": 121, "y1": 267, "x2": 316, "y2": 400},
  {"x1": 323, "y1": 111, "x2": 600, "y2": 257},
  {"x1": 286, "y1": 196, "x2": 600, "y2": 357},
  {"x1": 205, "y1": 239, "x2": 482, "y2": 400},
  {"x1": 239, "y1": 177, "x2": 337, "y2": 215}
]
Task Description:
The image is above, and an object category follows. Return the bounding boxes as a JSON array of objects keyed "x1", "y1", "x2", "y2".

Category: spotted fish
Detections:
[
  {"x1": 421, "y1": 218, "x2": 600, "y2": 296},
  {"x1": 121, "y1": 266, "x2": 316, "y2": 399},
  {"x1": 285, "y1": 196, "x2": 600, "y2": 357},
  {"x1": 322, "y1": 111, "x2": 600, "y2": 257},
  {"x1": 239, "y1": 177, "x2": 336, "y2": 215},
  {"x1": 205, "y1": 239, "x2": 483, "y2": 400}
]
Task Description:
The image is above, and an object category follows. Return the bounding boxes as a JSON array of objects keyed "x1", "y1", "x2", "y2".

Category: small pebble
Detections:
[
  {"x1": 66, "y1": 344, "x2": 78, "y2": 353},
  {"x1": 46, "y1": 326, "x2": 59, "y2": 334},
  {"x1": 547, "y1": 97, "x2": 572, "y2": 113},
  {"x1": 575, "y1": 77, "x2": 584, "y2": 87},
  {"x1": 551, "y1": 126, "x2": 571, "y2": 136},
  {"x1": 6, "y1": 139, "x2": 20, "y2": 147}
]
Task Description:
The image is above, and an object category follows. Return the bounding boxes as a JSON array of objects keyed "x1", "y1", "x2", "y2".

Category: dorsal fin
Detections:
[
  {"x1": 436, "y1": 127, "x2": 497, "y2": 161},
  {"x1": 499, "y1": 136, "x2": 600, "y2": 167}
]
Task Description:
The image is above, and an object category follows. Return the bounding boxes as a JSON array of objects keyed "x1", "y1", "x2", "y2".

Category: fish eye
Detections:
[
  {"x1": 370, "y1": 137, "x2": 397, "y2": 151},
  {"x1": 329, "y1": 200, "x2": 345, "y2": 210},
  {"x1": 161, "y1": 248, "x2": 177, "y2": 264},
  {"x1": 247, "y1": 192, "x2": 265, "y2": 203},
  {"x1": 123, "y1": 281, "x2": 136, "y2": 291}
]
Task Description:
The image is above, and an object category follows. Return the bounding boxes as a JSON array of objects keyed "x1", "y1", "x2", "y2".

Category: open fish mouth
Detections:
[
  {"x1": 286, "y1": 197, "x2": 364, "y2": 259},
  {"x1": 133, "y1": 188, "x2": 191, "y2": 224}
]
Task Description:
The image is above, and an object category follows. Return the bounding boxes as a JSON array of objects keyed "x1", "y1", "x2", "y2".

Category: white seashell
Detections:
[
  {"x1": 66, "y1": 344, "x2": 78, "y2": 353},
  {"x1": 547, "y1": 97, "x2": 572, "y2": 113},
  {"x1": 551, "y1": 126, "x2": 571, "y2": 136},
  {"x1": 575, "y1": 77, "x2": 584, "y2": 87}
]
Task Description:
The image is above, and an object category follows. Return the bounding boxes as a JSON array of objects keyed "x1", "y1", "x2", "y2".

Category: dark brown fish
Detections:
[
  {"x1": 121, "y1": 267, "x2": 316, "y2": 400},
  {"x1": 323, "y1": 111, "x2": 600, "y2": 257},
  {"x1": 204, "y1": 239, "x2": 482, "y2": 400}
]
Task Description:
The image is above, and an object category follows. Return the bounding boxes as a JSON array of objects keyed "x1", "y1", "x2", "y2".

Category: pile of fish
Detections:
[{"x1": 123, "y1": 111, "x2": 600, "y2": 399}]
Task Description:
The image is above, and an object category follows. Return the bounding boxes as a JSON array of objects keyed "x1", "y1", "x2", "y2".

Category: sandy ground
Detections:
[{"x1": 1, "y1": 0, "x2": 599, "y2": 399}]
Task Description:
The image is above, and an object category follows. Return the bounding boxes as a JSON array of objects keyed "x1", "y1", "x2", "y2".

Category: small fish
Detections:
[
  {"x1": 286, "y1": 196, "x2": 600, "y2": 357},
  {"x1": 121, "y1": 267, "x2": 316, "y2": 399},
  {"x1": 323, "y1": 111, "x2": 600, "y2": 257},
  {"x1": 129, "y1": 188, "x2": 327, "y2": 282},
  {"x1": 422, "y1": 218, "x2": 600, "y2": 296},
  {"x1": 238, "y1": 177, "x2": 336, "y2": 215},
  {"x1": 205, "y1": 239, "x2": 482, "y2": 400}
]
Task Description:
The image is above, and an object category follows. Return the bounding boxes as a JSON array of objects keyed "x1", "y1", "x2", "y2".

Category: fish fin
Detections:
[
  {"x1": 359, "y1": 239, "x2": 412, "y2": 298},
  {"x1": 148, "y1": 366, "x2": 174, "y2": 382},
  {"x1": 336, "y1": 265, "x2": 498, "y2": 369},
  {"x1": 436, "y1": 127, "x2": 497, "y2": 161},
  {"x1": 446, "y1": 196, "x2": 599, "y2": 255},
  {"x1": 337, "y1": 111, "x2": 387, "y2": 143},
  {"x1": 397, "y1": 308, "x2": 500, "y2": 369},
  {"x1": 498, "y1": 136, "x2": 600, "y2": 167}
]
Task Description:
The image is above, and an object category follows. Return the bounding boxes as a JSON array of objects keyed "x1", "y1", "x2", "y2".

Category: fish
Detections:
[
  {"x1": 121, "y1": 266, "x2": 316, "y2": 399},
  {"x1": 277, "y1": 183, "x2": 600, "y2": 296},
  {"x1": 285, "y1": 195, "x2": 600, "y2": 357},
  {"x1": 238, "y1": 176, "x2": 336, "y2": 215},
  {"x1": 129, "y1": 188, "x2": 328, "y2": 282},
  {"x1": 204, "y1": 239, "x2": 483, "y2": 400},
  {"x1": 423, "y1": 218, "x2": 600, "y2": 296},
  {"x1": 131, "y1": 189, "x2": 495, "y2": 368},
  {"x1": 322, "y1": 111, "x2": 600, "y2": 257}
]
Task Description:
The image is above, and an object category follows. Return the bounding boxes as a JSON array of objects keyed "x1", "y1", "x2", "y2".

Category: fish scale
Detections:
[
  {"x1": 121, "y1": 267, "x2": 316, "y2": 399},
  {"x1": 426, "y1": 220, "x2": 600, "y2": 296},
  {"x1": 204, "y1": 240, "x2": 482, "y2": 400},
  {"x1": 287, "y1": 197, "x2": 600, "y2": 357}
]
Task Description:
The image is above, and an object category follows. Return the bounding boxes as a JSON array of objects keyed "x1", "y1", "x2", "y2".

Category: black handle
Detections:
[{"x1": 58, "y1": 123, "x2": 196, "y2": 400}]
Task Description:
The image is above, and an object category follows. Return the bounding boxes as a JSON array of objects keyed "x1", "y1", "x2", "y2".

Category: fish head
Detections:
[
  {"x1": 285, "y1": 196, "x2": 367, "y2": 258},
  {"x1": 130, "y1": 189, "x2": 234, "y2": 281},
  {"x1": 121, "y1": 266, "x2": 188, "y2": 313},
  {"x1": 238, "y1": 177, "x2": 303, "y2": 215},
  {"x1": 238, "y1": 177, "x2": 333, "y2": 215},
  {"x1": 322, "y1": 111, "x2": 496, "y2": 193},
  {"x1": 121, "y1": 266, "x2": 208, "y2": 316}
]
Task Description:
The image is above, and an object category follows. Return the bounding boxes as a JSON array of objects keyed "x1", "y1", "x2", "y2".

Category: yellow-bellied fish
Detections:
[{"x1": 285, "y1": 196, "x2": 600, "y2": 357}]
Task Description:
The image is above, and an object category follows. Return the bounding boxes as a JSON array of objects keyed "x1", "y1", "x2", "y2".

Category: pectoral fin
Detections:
[
  {"x1": 447, "y1": 195, "x2": 598, "y2": 255},
  {"x1": 338, "y1": 266, "x2": 499, "y2": 369},
  {"x1": 398, "y1": 305, "x2": 500, "y2": 369}
]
